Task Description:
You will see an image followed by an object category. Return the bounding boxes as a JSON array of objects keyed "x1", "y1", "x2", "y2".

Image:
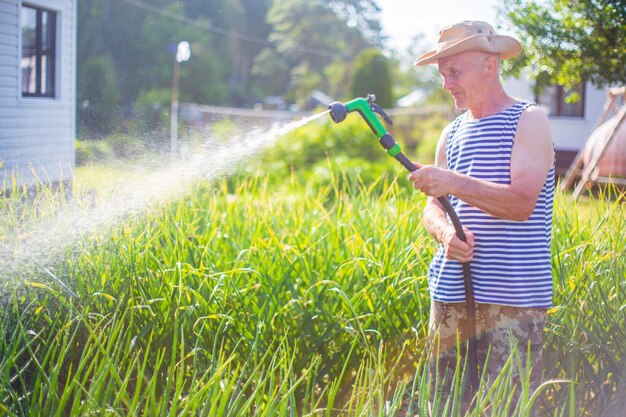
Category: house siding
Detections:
[
  {"x1": 503, "y1": 77, "x2": 607, "y2": 174},
  {"x1": 504, "y1": 77, "x2": 606, "y2": 151},
  {"x1": 0, "y1": 0, "x2": 76, "y2": 186}
]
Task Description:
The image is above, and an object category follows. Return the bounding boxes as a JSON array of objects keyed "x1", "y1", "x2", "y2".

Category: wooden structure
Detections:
[{"x1": 561, "y1": 87, "x2": 626, "y2": 198}]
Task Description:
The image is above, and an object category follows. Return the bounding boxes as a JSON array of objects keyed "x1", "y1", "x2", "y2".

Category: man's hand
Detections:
[
  {"x1": 408, "y1": 163, "x2": 457, "y2": 197},
  {"x1": 438, "y1": 225, "x2": 475, "y2": 263}
]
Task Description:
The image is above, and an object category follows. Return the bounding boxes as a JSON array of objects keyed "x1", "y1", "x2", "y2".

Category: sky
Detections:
[{"x1": 378, "y1": 0, "x2": 500, "y2": 52}]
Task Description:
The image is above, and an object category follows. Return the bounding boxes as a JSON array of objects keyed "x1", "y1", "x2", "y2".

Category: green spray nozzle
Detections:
[
  {"x1": 328, "y1": 94, "x2": 404, "y2": 160},
  {"x1": 328, "y1": 94, "x2": 393, "y2": 138}
]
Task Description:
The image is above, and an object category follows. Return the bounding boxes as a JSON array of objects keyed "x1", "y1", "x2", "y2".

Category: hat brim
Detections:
[{"x1": 414, "y1": 34, "x2": 521, "y2": 66}]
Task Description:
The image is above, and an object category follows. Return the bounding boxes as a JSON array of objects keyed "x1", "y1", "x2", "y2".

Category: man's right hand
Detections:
[{"x1": 438, "y1": 225, "x2": 475, "y2": 263}]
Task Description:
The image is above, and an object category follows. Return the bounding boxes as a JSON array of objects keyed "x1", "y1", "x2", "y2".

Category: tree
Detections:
[
  {"x1": 77, "y1": 55, "x2": 120, "y2": 137},
  {"x1": 262, "y1": 0, "x2": 382, "y2": 104},
  {"x1": 182, "y1": 0, "x2": 273, "y2": 105},
  {"x1": 350, "y1": 48, "x2": 393, "y2": 108},
  {"x1": 75, "y1": 0, "x2": 386, "y2": 133},
  {"x1": 502, "y1": 0, "x2": 626, "y2": 95}
]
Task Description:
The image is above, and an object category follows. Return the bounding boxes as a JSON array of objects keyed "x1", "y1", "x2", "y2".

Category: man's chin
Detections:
[{"x1": 453, "y1": 100, "x2": 469, "y2": 111}]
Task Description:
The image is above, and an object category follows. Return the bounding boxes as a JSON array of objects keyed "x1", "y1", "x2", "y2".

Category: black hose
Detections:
[{"x1": 394, "y1": 150, "x2": 480, "y2": 392}]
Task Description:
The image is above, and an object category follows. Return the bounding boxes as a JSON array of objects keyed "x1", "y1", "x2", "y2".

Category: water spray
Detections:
[
  {"x1": 0, "y1": 116, "x2": 320, "y2": 289},
  {"x1": 328, "y1": 94, "x2": 479, "y2": 392}
]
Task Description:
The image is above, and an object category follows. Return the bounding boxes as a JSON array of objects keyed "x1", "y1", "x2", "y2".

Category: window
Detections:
[
  {"x1": 21, "y1": 4, "x2": 57, "y2": 97},
  {"x1": 536, "y1": 83, "x2": 585, "y2": 118}
]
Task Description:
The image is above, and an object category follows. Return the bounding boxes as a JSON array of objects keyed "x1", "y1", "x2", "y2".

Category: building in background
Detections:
[
  {"x1": 504, "y1": 78, "x2": 606, "y2": 175},
  {"x1": 0, "y1": 0, "x2": 77, "y2": 187}
]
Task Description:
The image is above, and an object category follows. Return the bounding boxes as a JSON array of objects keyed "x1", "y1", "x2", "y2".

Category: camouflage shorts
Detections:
[{"x1": 427, "y1": 300, "x2": 547, "y2": 409}]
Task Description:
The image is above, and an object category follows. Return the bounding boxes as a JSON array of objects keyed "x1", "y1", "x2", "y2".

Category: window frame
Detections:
[
  {"x1": 535, "y1": 82, "x2": 586, "y2": 118},
  {"x1": 20, "y1": 3, "x2": 58, "y2": 98}
]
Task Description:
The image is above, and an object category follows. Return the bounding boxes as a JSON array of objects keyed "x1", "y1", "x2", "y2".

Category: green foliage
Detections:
[
  {"x1": 75, "y1": 139, "x2": 114, "y2": 166},
  {"x1": 77, "y1": 55, "x2": 121, "y2": 137},
  {"x1": 262, "y1": 114, "x2": 395, "y2": 187},
  {"x1": 209, "y1": 118, "x2": 245, "y2": 142},
  {"x1": 75, "y1": 135, "x2": 147, "y2": 166},
  {"x1": 180, "y1": 43, "x2": 229, "y2": 105},
  {"x1": 130, "y1": 88, "x2": 171, "y2": 140},
  {"x1": 1, "y1": 162, "x2": 625, "y2": 415},
  {"x1": 4, "y1": 104, "x2": 626, "y2": 414},
  {"x1": 1, "y1": 167, "x2": 433, "y2": 415},
  {"x1": 412, "y1": 112, "x2": 450, "y2": 164},
  {"x1": 546, "y1": 191, "x2": 626, "y2": 415},
  {"x1": 249, "y1": 48, "x2": 292, "y2": 98},
  {"x1": 259, "y1": 107, "x2": 451, "y2": 188},
  {"x1": 501, "y1": 0, "x2": 626, "y2": 92},
  {"x1": 106, "y1": 134, "x2": 145, "y2": 160},
  {"x1": 350, "y1": 48, "x2": 394, "y2": 108},
  {"x1": 322, "y1": 56, "x2": 355, "y2": 101},
  {"x1": 77, "y1": 0, "x2": 384, "y2": 119},
  {"x1": 183, "y1": 0, "x2": 273, "y2": 104},
  {"x1": 77, "y1": 0, "x2": 229, "y2": 115},
  {"x1": 262, "y1": 0, "x2": 381, "y2": 103}
]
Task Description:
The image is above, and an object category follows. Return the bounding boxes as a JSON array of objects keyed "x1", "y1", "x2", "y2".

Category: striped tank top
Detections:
[{"x1": 428, "y1": 100, "x2": 555, "y2": 308}]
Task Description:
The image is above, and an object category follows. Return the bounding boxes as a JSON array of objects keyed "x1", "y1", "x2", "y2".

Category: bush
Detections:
[
  {"x1": 267, "y1": 115, "x2": 383, "y2": 167},
  {"x1": 350, "y1": 49, "x2": 393, "y2": 108},
  {"x1": 75, "y1": 140, "x2": 114, "y2": 166},
  {"x1": 210, "y1": 119, "x2": 244, "y2": 142},
  {"x1": 106, "y1": 134, "x2": 145, "y2": 159},
  {"x1": 77, "y1": 55, "x2": 121, "y2": 137},
  {"x1": 75, "y1": 134, "x2": 147, "y2": 166},
  {"x1": 130, "y1": 88, "x2": 172, "y2": 143},
  {"x1": 260, "y1": 114, "x2": 402, "y2": 191}
]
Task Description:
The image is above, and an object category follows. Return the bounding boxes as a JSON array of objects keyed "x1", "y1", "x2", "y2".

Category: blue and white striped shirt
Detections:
[{"x1": 428, "y1": 100, "x2": 555, "y2": 308}]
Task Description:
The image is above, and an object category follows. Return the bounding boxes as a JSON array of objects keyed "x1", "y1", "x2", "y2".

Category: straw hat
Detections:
[{"x1": 414, "y1": 21, "x2": 521, "y2": 66}]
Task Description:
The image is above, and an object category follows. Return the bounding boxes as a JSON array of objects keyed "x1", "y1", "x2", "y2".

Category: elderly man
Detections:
[{"x1": 408, "y1": 21, "x2": 555, "y2": 409}]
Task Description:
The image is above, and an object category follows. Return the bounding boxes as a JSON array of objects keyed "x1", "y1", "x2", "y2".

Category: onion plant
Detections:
[{"x1": 0, "y1": 161, "x2": 623, "y2": 416}]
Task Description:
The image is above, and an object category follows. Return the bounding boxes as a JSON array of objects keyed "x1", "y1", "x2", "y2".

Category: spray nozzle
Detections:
[
  {"x1": 327, "y1": 94, "x2": 393, "y2": 138},
  {"x1": 328, "y1": 101, "x2": 348, "y2": 123}
]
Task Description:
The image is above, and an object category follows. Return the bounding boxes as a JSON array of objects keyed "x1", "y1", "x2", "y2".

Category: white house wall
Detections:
[
  {"x1": 0, "y1": 0, "x2": 76, "y2": 186},
  {"x1": 504, "y1": 77, "x2": 606, "y2": 151}
]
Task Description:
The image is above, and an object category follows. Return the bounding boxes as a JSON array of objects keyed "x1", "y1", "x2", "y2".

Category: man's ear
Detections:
[{"x1": 485, "y1": 54, "x2": 499, "y2": 75}]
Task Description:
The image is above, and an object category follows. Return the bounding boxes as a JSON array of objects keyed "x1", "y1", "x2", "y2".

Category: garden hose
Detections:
[{"x1": 328, "y1": 95, "x2": 479, "y2": 392}]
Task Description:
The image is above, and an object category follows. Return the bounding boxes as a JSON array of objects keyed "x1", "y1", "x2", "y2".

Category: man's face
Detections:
[{"x1": 437, "y1": 51, "x2": 492, "y2": 110}]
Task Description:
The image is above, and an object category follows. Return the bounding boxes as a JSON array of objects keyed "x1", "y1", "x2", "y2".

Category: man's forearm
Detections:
[
  {"x1": 423, "y1": 196, "x2": 475, "y2": 262},
  {"x1": 423, "y1": 197, "x2": 449, "y2": 243},
  {"x1": 449, "y1": 172, "x2": 538, "y2": 221},
  {"x1": 410, "y1": 165, "x2": 542, "y2": 222}
]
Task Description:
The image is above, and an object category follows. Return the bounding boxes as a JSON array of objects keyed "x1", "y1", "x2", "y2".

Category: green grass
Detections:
[
  {"x1": 544, "y1": 189, "x2": 626, "y2": 416},
  {"x1": 1, "y1": 156, "x2": 624, "y2": 416}
]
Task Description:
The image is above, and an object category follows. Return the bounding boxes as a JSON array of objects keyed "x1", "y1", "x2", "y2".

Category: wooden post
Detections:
[{"x1": 170, "y1": 59, "x2": 180, "y2": 157}]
